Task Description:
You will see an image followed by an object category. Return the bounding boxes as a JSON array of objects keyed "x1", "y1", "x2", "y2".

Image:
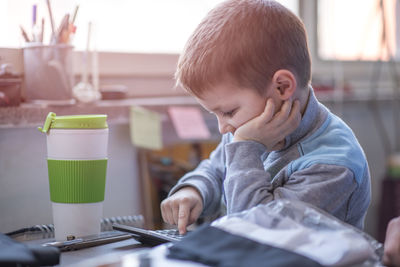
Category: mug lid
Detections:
[{"x1": 38, "y1": 112, "x2": 108, "y2": 133}]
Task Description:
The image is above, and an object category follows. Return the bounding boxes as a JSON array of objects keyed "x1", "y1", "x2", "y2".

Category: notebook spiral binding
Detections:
[
  {"x1": 7, "y1": 215, "x2": 144, "y2": 241},
  {"x1": 101, "y1": 215, "x2": 144, "y2": 231}
]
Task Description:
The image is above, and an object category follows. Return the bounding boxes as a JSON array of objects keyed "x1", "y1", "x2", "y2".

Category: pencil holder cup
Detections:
[
  {"x1": 23, "y1": 44, "x2": 74, "y2": 104},
  {"x1": 39, "y1": 112, "x2": 108, "y2": 241}
]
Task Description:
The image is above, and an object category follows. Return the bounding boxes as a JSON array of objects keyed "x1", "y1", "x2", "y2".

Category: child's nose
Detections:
[{"x1": 218, "y1": 121, "x2": 235, "y2": 135}]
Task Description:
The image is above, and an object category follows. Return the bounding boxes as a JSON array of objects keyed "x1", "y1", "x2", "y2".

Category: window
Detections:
[
  {"x1": 0, "y1": 0, "x2": 298, "y2": 53},
  {"x1": 317, "y1": 0, "x2": 399, "y2": 61}
]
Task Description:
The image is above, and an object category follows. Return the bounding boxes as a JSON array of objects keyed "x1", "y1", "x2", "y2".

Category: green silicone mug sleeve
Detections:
[{"x1": 47, "y1": 159, "x2": 107, "y2": 203}]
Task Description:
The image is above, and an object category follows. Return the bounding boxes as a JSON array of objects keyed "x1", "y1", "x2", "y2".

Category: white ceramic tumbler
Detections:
[{"x1": 39, "y1": 112, "x2": 108, "y2": 241}]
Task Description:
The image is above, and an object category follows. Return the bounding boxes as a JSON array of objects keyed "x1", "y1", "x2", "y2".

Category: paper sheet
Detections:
[
  {"x1": 130, "y1": 106, "x2": 162, "y2": 150},
  {"x1": 168, "y1": 106, "x2": 211, "y2": 140}
]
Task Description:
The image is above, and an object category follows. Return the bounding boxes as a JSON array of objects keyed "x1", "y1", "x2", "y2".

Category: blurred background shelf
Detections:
[{"x1": 0, "y1": 96, "x2": 198, "y2": 128}]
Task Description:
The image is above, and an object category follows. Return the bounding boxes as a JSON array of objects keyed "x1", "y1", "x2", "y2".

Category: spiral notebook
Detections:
[{"x1": 6, "y1": 215, "x2": 144, "y2": 241}]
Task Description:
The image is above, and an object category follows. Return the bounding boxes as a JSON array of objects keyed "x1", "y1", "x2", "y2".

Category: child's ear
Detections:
[{"x1": 271, "y1": 69, "x2": 297, "y2": 100}]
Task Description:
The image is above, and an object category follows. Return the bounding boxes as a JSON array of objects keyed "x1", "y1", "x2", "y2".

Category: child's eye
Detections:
[{"x1": 222, "y1": 108, "x2": 237, "y2": 117}]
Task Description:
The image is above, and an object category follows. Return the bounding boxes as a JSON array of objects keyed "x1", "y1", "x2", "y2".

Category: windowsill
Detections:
[
  {"x1": 0, "y1": 96, "x2": 198, "y2": 128},
  {"x1": 0, "y1": 47, "x2": 179, "y2": 78}
]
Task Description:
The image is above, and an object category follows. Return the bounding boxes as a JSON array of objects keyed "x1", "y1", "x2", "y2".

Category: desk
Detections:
[{"x1": 25, "y1": 237, "x2": 151, "y2": 266}]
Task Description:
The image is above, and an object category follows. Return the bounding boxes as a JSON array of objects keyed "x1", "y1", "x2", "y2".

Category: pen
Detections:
[
  {"x1": 65, "y1": 5, "x2": 79, "y2": 44},
  {"x1": 46, "y1": 0, "x2": 56, "y2": 43},
  {"x1": 32, "y1": 4, "x2": 41, "y2": 42},
  {"x1": 43, "y1": 238, "x2": 84, "y2": 250},
  {"x1": 19, "y1": 25, "x2": 31, "y2": 42},
  {"x1": 40, "y1": 18, "x2": 45, "y2": 43},
  {"x1": 32, "y1": 4, "x2": 37, "y2": 27},
  {"x1": 56, "y1": 14, "x2": 70, "y2": 43},
  {"x1": 71, "y1": 5, "x2": 79, "y2": 25},
  {"x1": 42, "y1": 232, "x2": 133, "y2": 251}
]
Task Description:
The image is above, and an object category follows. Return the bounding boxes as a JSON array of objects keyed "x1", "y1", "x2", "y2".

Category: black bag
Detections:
[
  {"x1": 168, "y1": 224, "x2": 323, "y2": 267},
  {"x1": 0, "y1": 233, "x2": 60, "y2": 267}
]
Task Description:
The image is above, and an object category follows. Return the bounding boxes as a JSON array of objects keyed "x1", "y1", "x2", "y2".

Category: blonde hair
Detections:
[{"x1": 175, "y1": 0, "x2": 311, "y2": 97}]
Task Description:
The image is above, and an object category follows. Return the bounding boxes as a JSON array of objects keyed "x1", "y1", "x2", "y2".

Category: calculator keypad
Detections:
[{"x1": 150, "y1": 229, "x2": 186, "y2": 241}]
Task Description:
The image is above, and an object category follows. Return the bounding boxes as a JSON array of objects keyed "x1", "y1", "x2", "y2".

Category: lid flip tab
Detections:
[{"x1": 38, "y1": 112, "x2": 57, "y2": 133}]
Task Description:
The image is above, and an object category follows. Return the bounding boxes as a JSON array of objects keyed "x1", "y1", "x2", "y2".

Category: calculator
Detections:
[{"x1": 112, "y1": 223, "x2": 187, "y2": 246}]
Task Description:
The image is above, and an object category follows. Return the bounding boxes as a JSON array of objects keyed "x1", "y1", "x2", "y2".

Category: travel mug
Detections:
[{"x1": 39, "y1": 112, "x2": 108, "y2": 241}]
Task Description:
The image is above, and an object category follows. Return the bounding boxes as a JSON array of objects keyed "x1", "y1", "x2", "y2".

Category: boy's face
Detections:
[{"x1": 195, "y1": 82, "x2": 279, "y2": 135}]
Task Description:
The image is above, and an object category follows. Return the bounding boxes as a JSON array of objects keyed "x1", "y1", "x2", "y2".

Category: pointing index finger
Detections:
[{"x1": 177, "y1": 202, "x2": 190, "y2": 235}]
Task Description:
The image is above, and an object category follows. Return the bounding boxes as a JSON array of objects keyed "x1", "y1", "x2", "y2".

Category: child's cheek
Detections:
[{"x1": 233, "y1": 112, "x2": 253, "y2": 129}]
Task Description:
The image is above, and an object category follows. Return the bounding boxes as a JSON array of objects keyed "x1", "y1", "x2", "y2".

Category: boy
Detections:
[{"x1": 161, "y1": 0, "x2": 371, "y2": 234}]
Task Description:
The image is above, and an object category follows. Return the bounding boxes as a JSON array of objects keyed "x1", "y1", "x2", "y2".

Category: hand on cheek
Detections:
[{"x1": 233, "y1": 99, "x2": 301, "y2": 151}]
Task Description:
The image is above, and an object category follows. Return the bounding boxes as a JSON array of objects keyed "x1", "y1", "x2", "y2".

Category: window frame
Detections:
[{"x1": 301, "y1": 0, "x2": 399, "y2": 94}]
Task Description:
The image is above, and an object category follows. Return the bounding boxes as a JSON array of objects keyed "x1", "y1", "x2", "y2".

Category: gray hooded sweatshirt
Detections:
[{"x1": 169, "y1": 88, "x2": 371, "y2": 229}]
